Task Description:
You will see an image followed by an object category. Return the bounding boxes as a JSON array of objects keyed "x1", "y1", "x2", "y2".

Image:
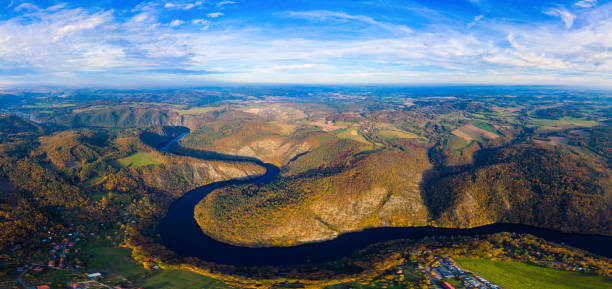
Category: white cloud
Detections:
[
  {"x1": 286, "y1": 10, "x2": 412, "y2": 34},
  {"x1": 0, "y1": 1, "x2": 611, "y2": 87},
  {"x1": 169, "y1": 19, "x2": 184, "y2": 27},
  {"x1": 574, "y1": 0, "x2": 597, "y2": 8},
  {"x1": 544, "y1": 7, "x2": 576, "y2": 28},
  {"x1": 192, "y1": 19, "x2": 208, "y2": 25},
  {"x1": 216, "y1": 1, "x2": 236, "y2": 7},
  {"x1": 468, "y1": 14, "x2": 484, "y2": 29},
  {"x1": 54, "y1": 12, "x2": 110, "y2": 40},
  {"x1": 192, "y1": 18, "x2": 210, "y2": 30},
  {"x1": 164, "y1": 1, "x2": 203, "y2": 10},
  {"x1": 207, "y1": 12, "x2": 224, "y2": 18},
  {"x1": 14, "y1": 2, "x2": 38, "y2": 11},
  {"x1": 47, "y1": 3, "x2": 67, "y2": 11}
]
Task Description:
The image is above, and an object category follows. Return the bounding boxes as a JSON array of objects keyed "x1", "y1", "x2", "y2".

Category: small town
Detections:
[
  {"x1": 425, "y1": 257, "x2": 501, "y2": 289},
  {"x1": 1, "y1": 225, "x2": 138, "y2": 289}
]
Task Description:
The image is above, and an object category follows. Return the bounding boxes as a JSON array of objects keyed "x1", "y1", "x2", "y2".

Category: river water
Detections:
[{"x1": 158, "y1": 133, "x2": 612, "y2": 266}]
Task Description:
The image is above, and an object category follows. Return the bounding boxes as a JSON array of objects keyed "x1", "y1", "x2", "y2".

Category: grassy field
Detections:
[
  {"x1": 456, "y1": 258, "x2": 612, "y2": 289},
  {"x1": 472, "y1": 120, "x2": 497, "y2": 133},
  {"x1": 23, "y1": 102, "x2": 76, "y2": 109},
  {"x1": 139, "y1": 270, "x2": 233, "y2": 289},
  {"x1": 376, "y1": 129, "x2": 418, "y2": 140},
  {"x1": 173, "y1": 106, "x2": 223, "y2": 115},
  {"x1": 445, "y1": 135, "x2": 469, "y2": 151},
  {"x1": 527, "y1": 117, "x2": 600, "y2": 130},
  {"x1": 324, "y1": 282, "x2": 406, "y2": 289},
  {"x1": 269, "y1": 121, "x2": 298, "y2": 135},
  {"x1": 114, "y1": 152, "x2": 162, "y2": 168},
  {"x1": 78, "y1": 246, "x2": 148, "y2": 279},
  {"x1": 333, "y1": 128, "x2": 373, "y2": 150}
]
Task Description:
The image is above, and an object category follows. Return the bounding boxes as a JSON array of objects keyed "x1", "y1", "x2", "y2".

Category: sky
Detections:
[{"x1": 0, "y1": 0, "x2": 611, "y2": 88}]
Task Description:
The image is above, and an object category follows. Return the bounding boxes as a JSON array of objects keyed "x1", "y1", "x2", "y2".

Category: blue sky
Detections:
[{"x1": 0, "y1": 0, "x2": 611, "y2": 87}]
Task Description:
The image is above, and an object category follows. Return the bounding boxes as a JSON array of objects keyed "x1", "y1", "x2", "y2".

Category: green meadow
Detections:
[
  {"x1": 139, "y1": 270, "x2": 233, "y2": 289},
  {"x1": 333, "y1": 128, "x2": 374, "y2": 150},
  {"x1": 472, "y1": 120, "x2": 497, "y2": 133},
  {"x1": 445, "y1": 135, "x2": 469, "y2": 151},
  {"x1": 456, "y1": 258, "x2": 612, "y2": 289},
  {"x1": 527, "y1": 117, "x2": 600, "y2": 130},
  {"x1": 376, "y1": 129, "x2": 418, "y2": 140},
  {"x1": 78, "y1": 246, "x2": 147, "y2": 279},
  {"x1": 114, "y1": 152, "x2": 162, "y2": 168}
]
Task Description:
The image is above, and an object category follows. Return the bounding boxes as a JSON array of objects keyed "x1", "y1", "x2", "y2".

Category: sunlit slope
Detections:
[{"x1": 195, "y1": 140, "x2": 432, "y2": 247}]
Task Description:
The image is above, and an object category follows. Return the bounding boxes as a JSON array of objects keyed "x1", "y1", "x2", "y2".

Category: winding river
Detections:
[{"x1": 158, "y1": 133, "x2": 612, "y2": 266}]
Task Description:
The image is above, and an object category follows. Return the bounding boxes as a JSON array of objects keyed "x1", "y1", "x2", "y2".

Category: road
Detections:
[{"x1": 425, "y1": 263, "x2": 443, "y2": 289}]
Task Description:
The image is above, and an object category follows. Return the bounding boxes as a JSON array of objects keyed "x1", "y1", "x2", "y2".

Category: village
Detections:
[
  {"x1": 425, "y1": 257, "x2": 502, "y2": 289},
  {"x1": 1, "y1": 225, "x2": 141, "y2": 289}
]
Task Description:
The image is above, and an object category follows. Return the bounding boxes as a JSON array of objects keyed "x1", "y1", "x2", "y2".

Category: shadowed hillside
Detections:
[{"x1": 428, "y1": 144, "x2": 612, "y2": 236}]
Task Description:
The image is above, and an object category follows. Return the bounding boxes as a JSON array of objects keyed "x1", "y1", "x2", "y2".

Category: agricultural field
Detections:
[
  {"x1": 238, "y1": 103, "x2": 308, "y2": 121},
  {"x1": 376, "y1": 129, "x2": 418, "y2": 140},
  {"x1": 268, "y1": 121, "x2": 298, "y2": 135},
  {"x1": 374, "y1": 123, "x2": 418, "y2": 140},
  {"x1": 173, "y1": 106, "x2": 224, "y2": 115},
  {"x1": 307, "y1": 119, "x2": 350, "y2": 132},
  {"x1": 471, "y1": 120, "x2": 497, "y2": 134},
  {"x1": 325, "y1": 282, "x2": 406, "y2": 289},
  {"x1": 445, "y1": 134, "x2": 469, "y2": 151},
  {"x1": 23, "y1": 102, "x2": 76, "y2": 109},
  {"x1": 138, "y1": 270, "x2": 233, "y2": 289},
  {"x1": 333, "y1": 127, "x2": 374, "y2": 150},
  {"x1": 113, "y1": 152, "x2": 162, "y2": 168},
  {"x1": 527, "y1": 117, "x2": 600, "y2": 130},
  {"x1": 77, "y1": 246, "x2": 148, "y2": 279},
  {"x1": 456, "y1": 258, "x2": 612, "y2": 289},
  {"x1": 452, "y1": 123, "x2": 499, "y2": 142}
]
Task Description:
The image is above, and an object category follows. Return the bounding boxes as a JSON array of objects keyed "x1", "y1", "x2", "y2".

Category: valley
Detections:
[{"x1": 0, "y1": 86, "x2": 611, "y2": 288}]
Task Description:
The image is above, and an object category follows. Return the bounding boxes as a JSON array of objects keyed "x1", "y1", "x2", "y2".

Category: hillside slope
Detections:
[
  {"x1": 429, "y1": 144, "x2": 612, "y2": 236},
  {"x1": 195, "y1": 139, "x2": 432, "y2": 247}
]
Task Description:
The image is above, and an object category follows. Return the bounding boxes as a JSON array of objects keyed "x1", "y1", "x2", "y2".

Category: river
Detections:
[{"x1": 158, "y1": 133, "x2": 612, "y2": 266}]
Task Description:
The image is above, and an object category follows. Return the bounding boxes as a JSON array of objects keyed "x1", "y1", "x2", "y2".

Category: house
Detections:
[
  {"x1": 35, "y1": 286, "x2": 51, "y2": 289},
  {"x1": 33, "y1": 267, "x2": 44, "y2": 272},
  {"x1": 441, "y1": 281, "x2": 455, "y2": 289},
  {"x1": 87, "y1": 272, "x2": 103, "y2": 278},
  {"x1": 66, "y1": 282, "x2": 81, "y2": 289}
]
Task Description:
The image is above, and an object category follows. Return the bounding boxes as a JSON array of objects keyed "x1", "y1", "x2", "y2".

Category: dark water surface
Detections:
[{"x1": 158, "y1": 134, "x2": 612, "y2": 266}]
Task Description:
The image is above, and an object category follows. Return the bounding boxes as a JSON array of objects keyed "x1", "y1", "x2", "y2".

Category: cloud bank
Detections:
[{"x1": 0, "y1": 0, "x2": 610, "y2": 87}]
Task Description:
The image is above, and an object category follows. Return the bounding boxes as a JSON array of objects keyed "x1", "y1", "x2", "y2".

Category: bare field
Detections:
[
  {"x1": 452, "y1": 124, "x2": 499, "y2": 142},
  {"x1": 535, "y1": 136, "x2": 569, "y2": 146},
  {"x1": 309, "y1": 119, "x2": 349, "y2": 132}
]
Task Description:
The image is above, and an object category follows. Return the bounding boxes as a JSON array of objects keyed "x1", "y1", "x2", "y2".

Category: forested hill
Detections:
[
  {"x1": 428, "y1": 144, "x2": 612, "y2": 236},
  {"x1": 0, "y1": 115, "x2": 42, "y2": 134}
]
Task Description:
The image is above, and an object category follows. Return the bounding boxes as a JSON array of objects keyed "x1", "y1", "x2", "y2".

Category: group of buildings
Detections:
[
  {"x1": 432, "y1": 258, "x2": 501, "y2": 289},
  {"x1": 43, "y1": 228, "x2": 83, "y2": 269}
]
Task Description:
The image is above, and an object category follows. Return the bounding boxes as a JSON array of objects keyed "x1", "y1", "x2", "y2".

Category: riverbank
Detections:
[{"x1": 157, "y1": 133, "x2": 612, "y2": 267}]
